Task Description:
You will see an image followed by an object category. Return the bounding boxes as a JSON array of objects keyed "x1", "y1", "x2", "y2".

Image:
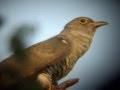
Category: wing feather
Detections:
[{"x1": 0, "y1": 35, "x2": 71, "y2": 87}]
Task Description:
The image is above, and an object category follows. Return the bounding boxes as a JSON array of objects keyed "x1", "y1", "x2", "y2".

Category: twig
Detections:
[{"x1": 53, "y1": 78, "x2": 79, "y2": 90}]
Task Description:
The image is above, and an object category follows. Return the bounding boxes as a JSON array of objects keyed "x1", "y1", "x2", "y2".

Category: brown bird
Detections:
[{"x1": 0, "y1": 17, "x2": 108, "y2": 90}]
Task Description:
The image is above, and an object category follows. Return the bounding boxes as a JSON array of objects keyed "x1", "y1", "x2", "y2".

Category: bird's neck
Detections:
[{"x1": 60, "y1": 28, "x2": 94, "y2": 61}]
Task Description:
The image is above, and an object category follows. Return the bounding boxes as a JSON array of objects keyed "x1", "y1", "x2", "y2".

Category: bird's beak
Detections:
[{"x1": 94, "y1": 21, "x2": 108, "y2": 28}]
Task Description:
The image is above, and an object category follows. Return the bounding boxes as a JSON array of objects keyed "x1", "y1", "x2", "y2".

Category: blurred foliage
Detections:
[
  {"x1": 11, "y1": 35, "x2": 26, "y2": 63},
  {"x1": 10, "y1": 24, "x2": 35, "y2": 63},
  {"x1": 0, "y1": 16, "x2": 4, "y2": 28}
]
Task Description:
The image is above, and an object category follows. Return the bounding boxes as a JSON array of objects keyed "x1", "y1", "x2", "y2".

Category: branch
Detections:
[{"x1": 53, "y1": 78, "x2": 79, "y2": 90}]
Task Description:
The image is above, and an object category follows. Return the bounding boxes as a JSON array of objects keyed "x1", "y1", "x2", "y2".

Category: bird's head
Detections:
[{"x1": 64, "y1": 17, "x2": 108, "y2": 36}]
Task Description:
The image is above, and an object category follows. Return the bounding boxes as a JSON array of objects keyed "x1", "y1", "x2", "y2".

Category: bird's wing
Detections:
[
  {"x1": 0, "y1": 35, "x2": 71, "y2": 87},
  {"x1": 26, "y1": 35, "x2": 71, "y2": 74}
]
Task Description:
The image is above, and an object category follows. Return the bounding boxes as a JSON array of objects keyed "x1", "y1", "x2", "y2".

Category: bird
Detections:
[{"x1": 0, "y1": 17, "x2": 108, "y2": 90}]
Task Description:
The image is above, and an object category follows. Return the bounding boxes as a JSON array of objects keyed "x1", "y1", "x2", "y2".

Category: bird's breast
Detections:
[
  {"x1": 44, "y1": 56, "x2": 77, "y2": 82},
  {"x1": 44, "y1": 32, "x2": 93, "y2": 82}
]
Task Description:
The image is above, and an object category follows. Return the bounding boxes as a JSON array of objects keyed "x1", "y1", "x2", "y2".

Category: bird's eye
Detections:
[{"x1": 79, "y1": 18, "x2": 87, "y2": 24}]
